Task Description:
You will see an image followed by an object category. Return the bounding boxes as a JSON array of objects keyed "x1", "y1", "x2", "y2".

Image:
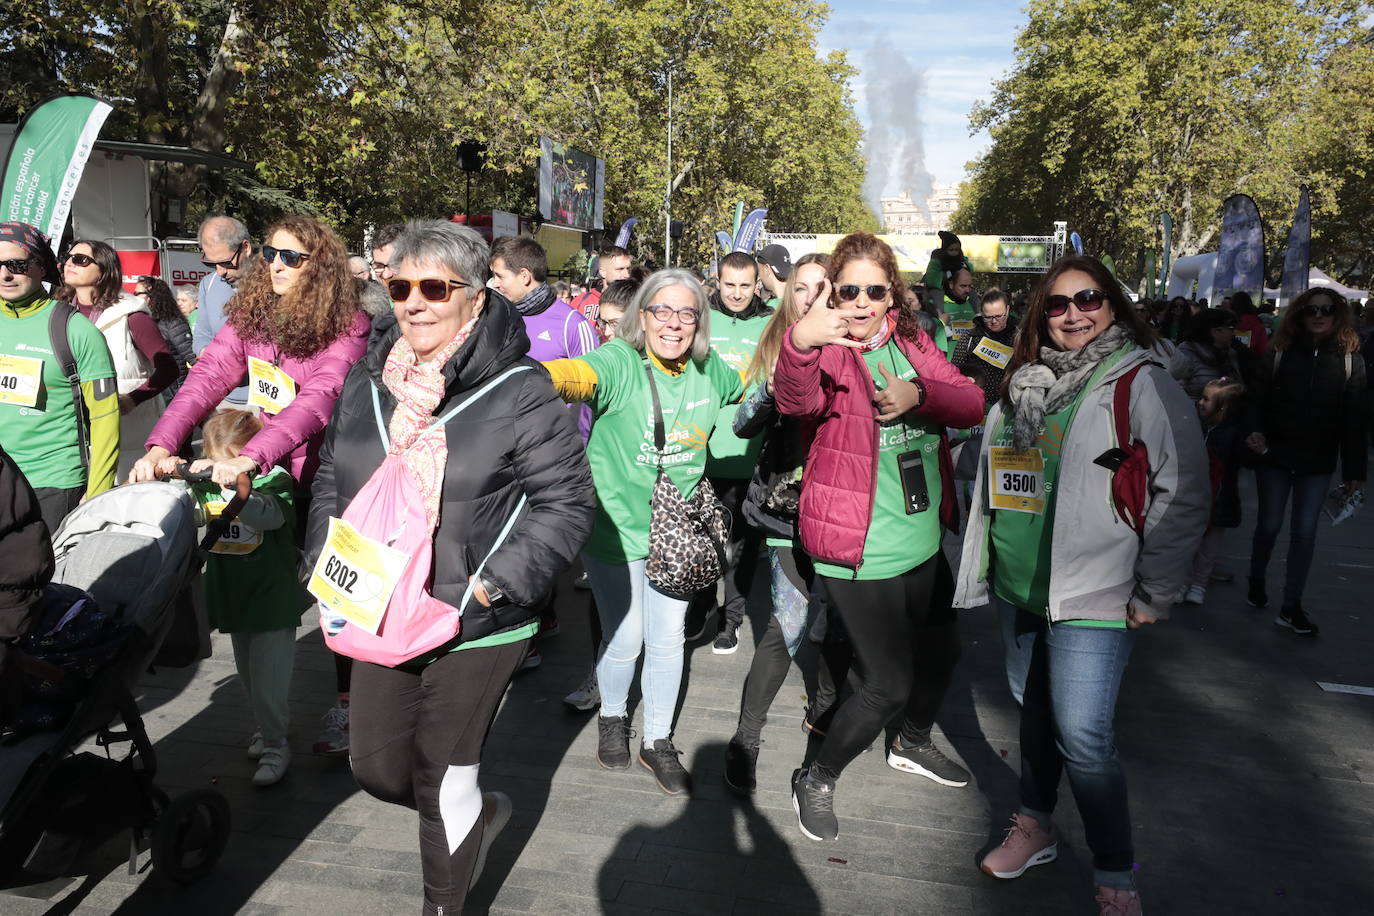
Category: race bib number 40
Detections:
[
  {"x1": 0, "y1": 354, "x2": 43, "y2": 407},
  {"x1": 247, "y1": 356, "x2": 297, "y2": 414},
  {"x1": 308, "y1": 517, "x2": 410, "y2": 635},
  {"x1": 973, "y1": 337, "x2": 1013, "y2": 369},
  {"x1": 989, "y1": 447, "x2": 1046, "y2": 515}
]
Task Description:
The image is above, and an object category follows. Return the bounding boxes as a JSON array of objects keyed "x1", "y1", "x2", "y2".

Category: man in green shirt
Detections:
[
  {"x1": 688, "y1": 251, "x2": 774, "y2": 653},
  {"x1": 0, "y1": 222, "x2": 119, "y2": 533}
]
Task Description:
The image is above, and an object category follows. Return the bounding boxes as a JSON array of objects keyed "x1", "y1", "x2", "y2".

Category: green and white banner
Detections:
[{"x1": 2, "y1": 94, "x2": 113, "y2": 248}]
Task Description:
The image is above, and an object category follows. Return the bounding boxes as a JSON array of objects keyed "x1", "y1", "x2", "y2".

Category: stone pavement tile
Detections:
[{"x1": 612, "y1": 878, "x2": 739, "y2": 915}]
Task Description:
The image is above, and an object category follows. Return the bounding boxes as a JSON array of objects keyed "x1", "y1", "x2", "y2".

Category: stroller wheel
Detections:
[{"x1": 150, "y1": 788, "x2": 231, "y2": 885}]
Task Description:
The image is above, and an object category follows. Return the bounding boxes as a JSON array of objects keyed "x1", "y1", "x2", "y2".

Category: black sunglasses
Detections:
[
  {"x1": 200, "y1": 246, "x2": 244, "y2": 270},
  {"x1": 62, "y1": 252, "x2": 96, "y2": 267},
  {"x1": 261, "y1": 246, "x2": 311, "y2": 268},
  {"x1": 836, "y1": 283, "x2": 890, "y2": 302},
  {"x1": 1302, "y1": 302, "x2": 1336, "y2": 317},
  {"x1": 386, "y1": 277, "x2": 470, "y2": 303},
  {"x1": 0, "y1": 257, "x2": 33, "y2": 275},
  {"x1": 1046, "y1": 288, "x2": 1107, "y2": 318}
]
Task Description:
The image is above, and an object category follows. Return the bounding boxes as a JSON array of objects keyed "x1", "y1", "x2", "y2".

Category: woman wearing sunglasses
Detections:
[
  {"x1": 307, "y1": 220, "x2": 594, "y2": 912},
  {"x1": 773, "y1": 232, "x2": 982, "y2": 841},
  {"x1": 954, "y1": 255, "x2": 1208, "y2": 915},
  {"x1": 1245, "y1": 288, "x2": 1366, "y2": 636},
  {"x1": 541, "y1": 269, "x2": 744, "y2": 795},
  {"x1": 131, "y1": 215, "x2": 369, "y2": 493},
  {"x1": 57, "y1": 239, "x2": 179, "y2": 479}
]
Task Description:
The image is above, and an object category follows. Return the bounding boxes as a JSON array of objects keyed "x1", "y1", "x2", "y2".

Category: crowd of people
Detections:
[{"x1": 0, "y1": 214, "x2": 1367, "y2": 916}]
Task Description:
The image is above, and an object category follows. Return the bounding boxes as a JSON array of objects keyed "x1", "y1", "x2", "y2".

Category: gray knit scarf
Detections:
[
  {"x1": 1005, "y1": 323, "x2": 1132, "y2": 448},
  {"x1": 513, "y1": 283, "x2": 557, "y2": 317}
]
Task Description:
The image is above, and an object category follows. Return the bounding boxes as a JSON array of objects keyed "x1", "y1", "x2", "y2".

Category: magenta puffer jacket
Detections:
[
  {"x1": 773, "y1": 324, "x2": 983, "y2": 570},
  {"x1": 148, "y1": 312, "x2": 370, "y2": 488}
]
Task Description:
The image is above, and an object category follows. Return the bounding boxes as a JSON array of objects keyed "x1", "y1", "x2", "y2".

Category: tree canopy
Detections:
[
  {"x1": 3, "y1": 0, "x2": 876, "y2": 262},
  {"x1": 950, "y1": 0, "x2": 1372, "y2": 285}
]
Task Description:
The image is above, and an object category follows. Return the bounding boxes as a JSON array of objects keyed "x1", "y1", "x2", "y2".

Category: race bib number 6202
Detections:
[{"x1": 307, "y1": 517, "x2": 409, "y2": 634}]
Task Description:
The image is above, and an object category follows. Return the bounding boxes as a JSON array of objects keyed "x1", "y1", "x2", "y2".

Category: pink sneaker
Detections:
[
  {"x1": 1096, "y1": 886, "x2": 1143, "y2": 915},
  {"x1": 979, "y1": 813, "x2": 1059, "y2": 878}
]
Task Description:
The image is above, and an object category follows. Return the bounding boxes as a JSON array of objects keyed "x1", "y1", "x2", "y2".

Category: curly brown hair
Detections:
[
  {"x1": 826, "y1": 232, "x2": 929, "y2": 349},
  {"x1": 1272, "y1": 287, "x2": 1360, "y2": 354},
  {"x1": 225, "y1": 215, "x2": 359, "y2": 358}
]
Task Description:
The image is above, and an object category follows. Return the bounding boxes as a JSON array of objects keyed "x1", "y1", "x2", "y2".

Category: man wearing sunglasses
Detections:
[{"x1": 193, "y1": 215, "x2": 256, "y2": 406}]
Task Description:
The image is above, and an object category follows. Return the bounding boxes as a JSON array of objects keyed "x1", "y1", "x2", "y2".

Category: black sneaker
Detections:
[
  {"x1": 685, "y1": 603, "x2": 714, "y2": 642},
  {"x1": 638, "y1": 739, "x2": 690, "y2": 794},
  {"x1": 1247, "y1": 576, "x2": 1268, "y2": 608},
  {"x1": 1276, "y1": 605, "x2": 1319, "y2": 636},
  {"x1": 791, "y1": 767, "x2": 839, "y2": 841},
  {"x1": 887, "y1": 733, "x2": 969, "y2": 787},
  {"x1": 724, "y1": 737, "x2": 760, "y2": 794},
  {"x1": 596, "y1": 716, "x2": 633, "y2": 769},
  {"x1": 712, "y1": 622, "x2": 740, "y2": 655}
]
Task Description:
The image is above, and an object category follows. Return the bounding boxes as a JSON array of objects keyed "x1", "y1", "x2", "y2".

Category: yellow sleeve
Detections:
[
  {"x1": 82, "y1": 379, "x2": 120, "y2": 498},
  {"x1": 542, "y1": 359, "x2": 599, "y2": 403}
]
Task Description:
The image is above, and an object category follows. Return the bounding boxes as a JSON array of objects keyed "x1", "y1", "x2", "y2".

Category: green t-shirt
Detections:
[
  {"x1": 705, "y1": 309, "x2": 771, "y2": 478},
  {"x1": 186, "y1": 308, "x2": 198, "y2": 330},
  {"x1": 579, "y1": 339, "x2": 744, "y2": 563},
  {"x1": 815, "y1": 341, "x2": 942, "y2": 581},
  {"x1": 988, "y1": 350, "x2": 1129, "y2": 628},
  {"x1": 194, "y1": 467, "x2": 303, "y2": 633},
  {"x1": 0, "y1": 297, "x2": 116, "y2": 489}
]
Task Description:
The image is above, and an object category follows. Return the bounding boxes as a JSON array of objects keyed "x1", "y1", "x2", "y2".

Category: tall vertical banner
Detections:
[
  {"x1": 2, "y1": 94, "x2": 113, "y2": 248},
  {"x1": 1144, "y1": 251, "x2": 1157, "y2": 299},
  {"x1": 1159, "y1": 212, "x2": 1173, "y2": 292},
  {"x1": 1213, "y1": 194, "x2": 1264, "y2": 306},
  {"x1": 1279, "y1": 187, "x2": 1311, "y2": 308},
  {"x1": 715, "y1": 231, "x2": 734, "y2": 257},
  {"x1": 732, "y1": 208, "x2": 767, "y2": 252},
  {"x1": 1069, "y1": 232, "x2": 1084, "y2": 256},
  {"x1": 614, "y1": 217, "x2": 638, "y2": 249}
]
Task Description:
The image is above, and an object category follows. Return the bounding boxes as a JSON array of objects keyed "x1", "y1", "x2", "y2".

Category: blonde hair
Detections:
[
  {"x1": 747, "y1": 253, "x2": 830, "y2": 387},
  {"x1": 202, "y1": 409, "x2": 263, "y2": 461}
]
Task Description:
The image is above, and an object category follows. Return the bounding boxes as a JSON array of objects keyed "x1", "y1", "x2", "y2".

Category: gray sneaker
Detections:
[
  {"x1": 791, "y1": 767, "x2": 839, "y2": 841},
  {"x1": 563, "y1": 667, "x2": 600, "y2": 711},
  {"x1": 887, "y1": 733, "x2": 969, "y2": 787}
]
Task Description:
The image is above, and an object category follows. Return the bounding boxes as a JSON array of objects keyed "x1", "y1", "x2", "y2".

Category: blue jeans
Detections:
[
  {"x1": 996, "y1": 595, "x2": 1135, "y2": 877},
  {"x1": 583, "y1": 554, "x2": 688, "y2": 743},
  {"x1": 1249, "y1": 466, "x2": 1331, "y2": 606}
]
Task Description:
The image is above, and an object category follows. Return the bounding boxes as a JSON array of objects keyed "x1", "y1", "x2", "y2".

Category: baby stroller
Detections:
[{"x1": 0, "y1": 471, "x2": 249, "y2": 886}]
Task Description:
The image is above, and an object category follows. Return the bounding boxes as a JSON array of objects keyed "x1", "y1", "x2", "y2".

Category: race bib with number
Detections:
[
  {"x1": 1235, "y1": 331, "x2": 1252, "y2": 348},
  {"x1": 204, "y1": 498, "x2": 263, "y2": 555},
  {"x1": 989, "y1": 447, "x2": 1046, "y2": 515},
  {"x1": 307, "y1": 517, "x2": 410, "y2": 635},
  {"x1": 247, "y1": 356, "x2": 297, "y2": 414},
  {"x1": 951, "y1": 319, "x2": 975, "y2": 333},
  {"x1": 0, "y1": 354, "x2": 43, "y2": 408},
  {"x1": 973, "y1": 337, "x2": 1013, "y2": 369}
]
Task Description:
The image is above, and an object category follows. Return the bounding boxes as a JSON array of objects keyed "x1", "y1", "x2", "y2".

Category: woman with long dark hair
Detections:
[
  {"x1": 773, "y1": 233, "x2": 982, "y2": 841},
  {"x1": 1169, "y1": 308, "x2": 1251, "y2": 400},
  {"x1": 954, "y1": 255, "x2": 1208, "y2": 915},
  {"x1": 134, "y1": 275, "x2": 196, "y2": 399},
  {"x1": 1245, "y1": 288, "x2": 1366, "y2": 635}
]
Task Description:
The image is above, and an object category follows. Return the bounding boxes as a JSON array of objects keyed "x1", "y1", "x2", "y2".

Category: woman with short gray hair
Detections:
[
  {"x1": 308, "y1": 219, "x2": 596, "y2": 911},
  {"x1": 543, "y1": 268, "x2": 744, "y2": 795}
]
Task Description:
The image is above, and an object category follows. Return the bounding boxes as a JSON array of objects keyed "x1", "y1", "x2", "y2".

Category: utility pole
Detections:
[{"x1": 664, "y1": 64, "x2": 674, "y2": 268}]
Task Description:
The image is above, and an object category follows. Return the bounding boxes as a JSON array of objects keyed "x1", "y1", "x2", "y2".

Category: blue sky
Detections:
[{"x1": 819, "y1": 0, "x2": 1024, "y2": 207}]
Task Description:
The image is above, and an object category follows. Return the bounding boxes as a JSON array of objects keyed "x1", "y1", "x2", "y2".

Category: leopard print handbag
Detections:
[{"x1": 640, "y1": 362, "x2": 732, "y2": 597}]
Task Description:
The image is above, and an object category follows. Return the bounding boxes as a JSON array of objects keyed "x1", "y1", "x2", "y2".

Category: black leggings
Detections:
[
  {"x1": 350, "y1": 638, "x2": 529, "y2": 915},
  {"x1": 814, "y1": 553, "x2": 941, "y2": 778}
]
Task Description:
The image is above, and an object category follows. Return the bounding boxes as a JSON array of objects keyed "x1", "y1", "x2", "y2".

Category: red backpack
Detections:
[{"x1": 1093, "y1": 363, "x2": 1153, "y2": 537}]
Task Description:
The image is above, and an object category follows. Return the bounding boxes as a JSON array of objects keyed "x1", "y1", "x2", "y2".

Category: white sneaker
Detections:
[
  {"x1": 469, "y1": 791, "x2": 513, "y2": 890},
  {"x1": 247, "y1": 731, "x2": 265, "y2": 759},
  {"x1": 563, "y1": 668, "x2": 600, "y2": 711},
  {"x1": 253, "y1": 742, "x2": 291, "y2": 786},
  {"x1": 1183, "y1": 584, "x2": 1205, "y2": 605}
]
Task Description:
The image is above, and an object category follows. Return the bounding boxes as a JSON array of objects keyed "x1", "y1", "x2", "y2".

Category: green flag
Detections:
[{"x1": 2, "y1": 94, "x2": 113, "y2": 247}]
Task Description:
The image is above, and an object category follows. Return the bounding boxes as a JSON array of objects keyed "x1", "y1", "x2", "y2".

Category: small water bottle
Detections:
[{"x1": 318, "y1": 603, "x2": 347, "y2": 635}]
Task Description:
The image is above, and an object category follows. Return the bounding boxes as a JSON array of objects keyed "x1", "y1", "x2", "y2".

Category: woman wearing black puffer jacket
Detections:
[
  {"x1": 1246, "y1": 288, "x2": 1367, "y2": 637},
  {"x1": 308, "y1": 221, "x2": 595, "y2": 914}
]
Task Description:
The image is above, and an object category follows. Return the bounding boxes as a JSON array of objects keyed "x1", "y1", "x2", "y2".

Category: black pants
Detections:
[
  {"x1": 350, "y1": 638, "x2": 529, "y2": 914},
  {"x1": 33, "y1": 485, "x2": 83, "y2": 537},
  {"x1": 689, "y1": 477, "x2": 760, "y2": 629},
  {"x1": 814, "y1": 553, "x2": 940, "y2": 777}
]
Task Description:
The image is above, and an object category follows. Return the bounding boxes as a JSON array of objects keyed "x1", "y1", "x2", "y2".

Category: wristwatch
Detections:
[{"x1": 479, "y1": 577, "x2": 510, "y2": 609}]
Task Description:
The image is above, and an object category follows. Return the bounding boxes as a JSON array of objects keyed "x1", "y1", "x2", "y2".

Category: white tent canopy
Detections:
[{"x1": 1166, "y1": 253, "x2": 1367, "y2": 302}]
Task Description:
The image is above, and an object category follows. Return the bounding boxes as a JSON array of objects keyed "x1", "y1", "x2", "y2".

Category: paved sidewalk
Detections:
[{"x1": 4, "y1": 480, "x2": 1374, "y2": 915}]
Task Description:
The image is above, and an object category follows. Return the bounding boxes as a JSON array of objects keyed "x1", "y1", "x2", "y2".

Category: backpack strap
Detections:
[
  {"x1": 643, "y1": 360, "x2": 667, "y2": 453},
  {"x1": 1111, "y1": 363, "x2": 1148, "y2": 449},
  {"x1": 370, "y1": 365, "x2": 532, "y2": 452},
  {"x1": 47, "y1": 302, "x2": 90, "y2": 471}
]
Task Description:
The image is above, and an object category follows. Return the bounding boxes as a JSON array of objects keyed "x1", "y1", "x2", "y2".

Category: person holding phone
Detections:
[{"x1": 772, "y1": 232, "x2": 982, "y2": 842}]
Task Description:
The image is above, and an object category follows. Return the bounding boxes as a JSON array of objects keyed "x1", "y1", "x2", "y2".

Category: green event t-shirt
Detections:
[
  {"x1": 988, "y1": 349, "x2": 1129, "y2": 628},
  {"x1": 705, "y1": 309, "x2": 772, "y2": 478},
  {"x1": 814, "y1": 341, "x2": 942, "y2": 581},
  {"x1": 579, "y1": 339, "x2": 744, "y2": 563},
  {"x1": 0, "y1": 298, "x2": 116, "y2": 489}
]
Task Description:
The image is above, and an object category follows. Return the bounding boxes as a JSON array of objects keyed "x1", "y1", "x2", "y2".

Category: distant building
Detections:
[{"x1": 880, "y1": 184, "x2": 961, "y2": 234}]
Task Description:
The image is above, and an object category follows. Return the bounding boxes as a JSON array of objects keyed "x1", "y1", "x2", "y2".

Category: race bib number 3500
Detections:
[
  {"x1": 989, "y1": 447, "x2": 1046, "y2": 515},
  {"x1": 308, "y1": 517, "x2": 410, "y2": 634},
  {"x1": 0, "y1": 354, "x2": 43, "y2": 408},
  {"x1": 247, "y1": 356, "x2": 297, "y2": 414}
]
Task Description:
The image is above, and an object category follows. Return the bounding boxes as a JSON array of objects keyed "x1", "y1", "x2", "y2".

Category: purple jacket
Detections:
[
  {"x1": 521, "y1": 297, "x2": 597, "y2": 437},
  {"x1": 148, "y1": 312, "x2": 371, "y2": 488},
  {"x1": 773, "y1": 323, "x2": 983, "y2": 569}
]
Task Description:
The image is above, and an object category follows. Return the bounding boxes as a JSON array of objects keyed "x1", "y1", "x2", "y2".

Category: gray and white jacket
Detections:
[{"x1": 953, "y1": 346, "x2": 1209, "y2": 622}]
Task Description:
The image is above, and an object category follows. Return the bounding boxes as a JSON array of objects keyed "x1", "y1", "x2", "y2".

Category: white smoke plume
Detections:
[{"x1": 861, "y1": 37, "x2": 935, "y2": 220}]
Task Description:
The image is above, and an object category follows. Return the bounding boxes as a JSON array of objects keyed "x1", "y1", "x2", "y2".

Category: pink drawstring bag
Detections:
[{"x1": 319, "y1": 367, "x2": 529, "y2": 667}]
